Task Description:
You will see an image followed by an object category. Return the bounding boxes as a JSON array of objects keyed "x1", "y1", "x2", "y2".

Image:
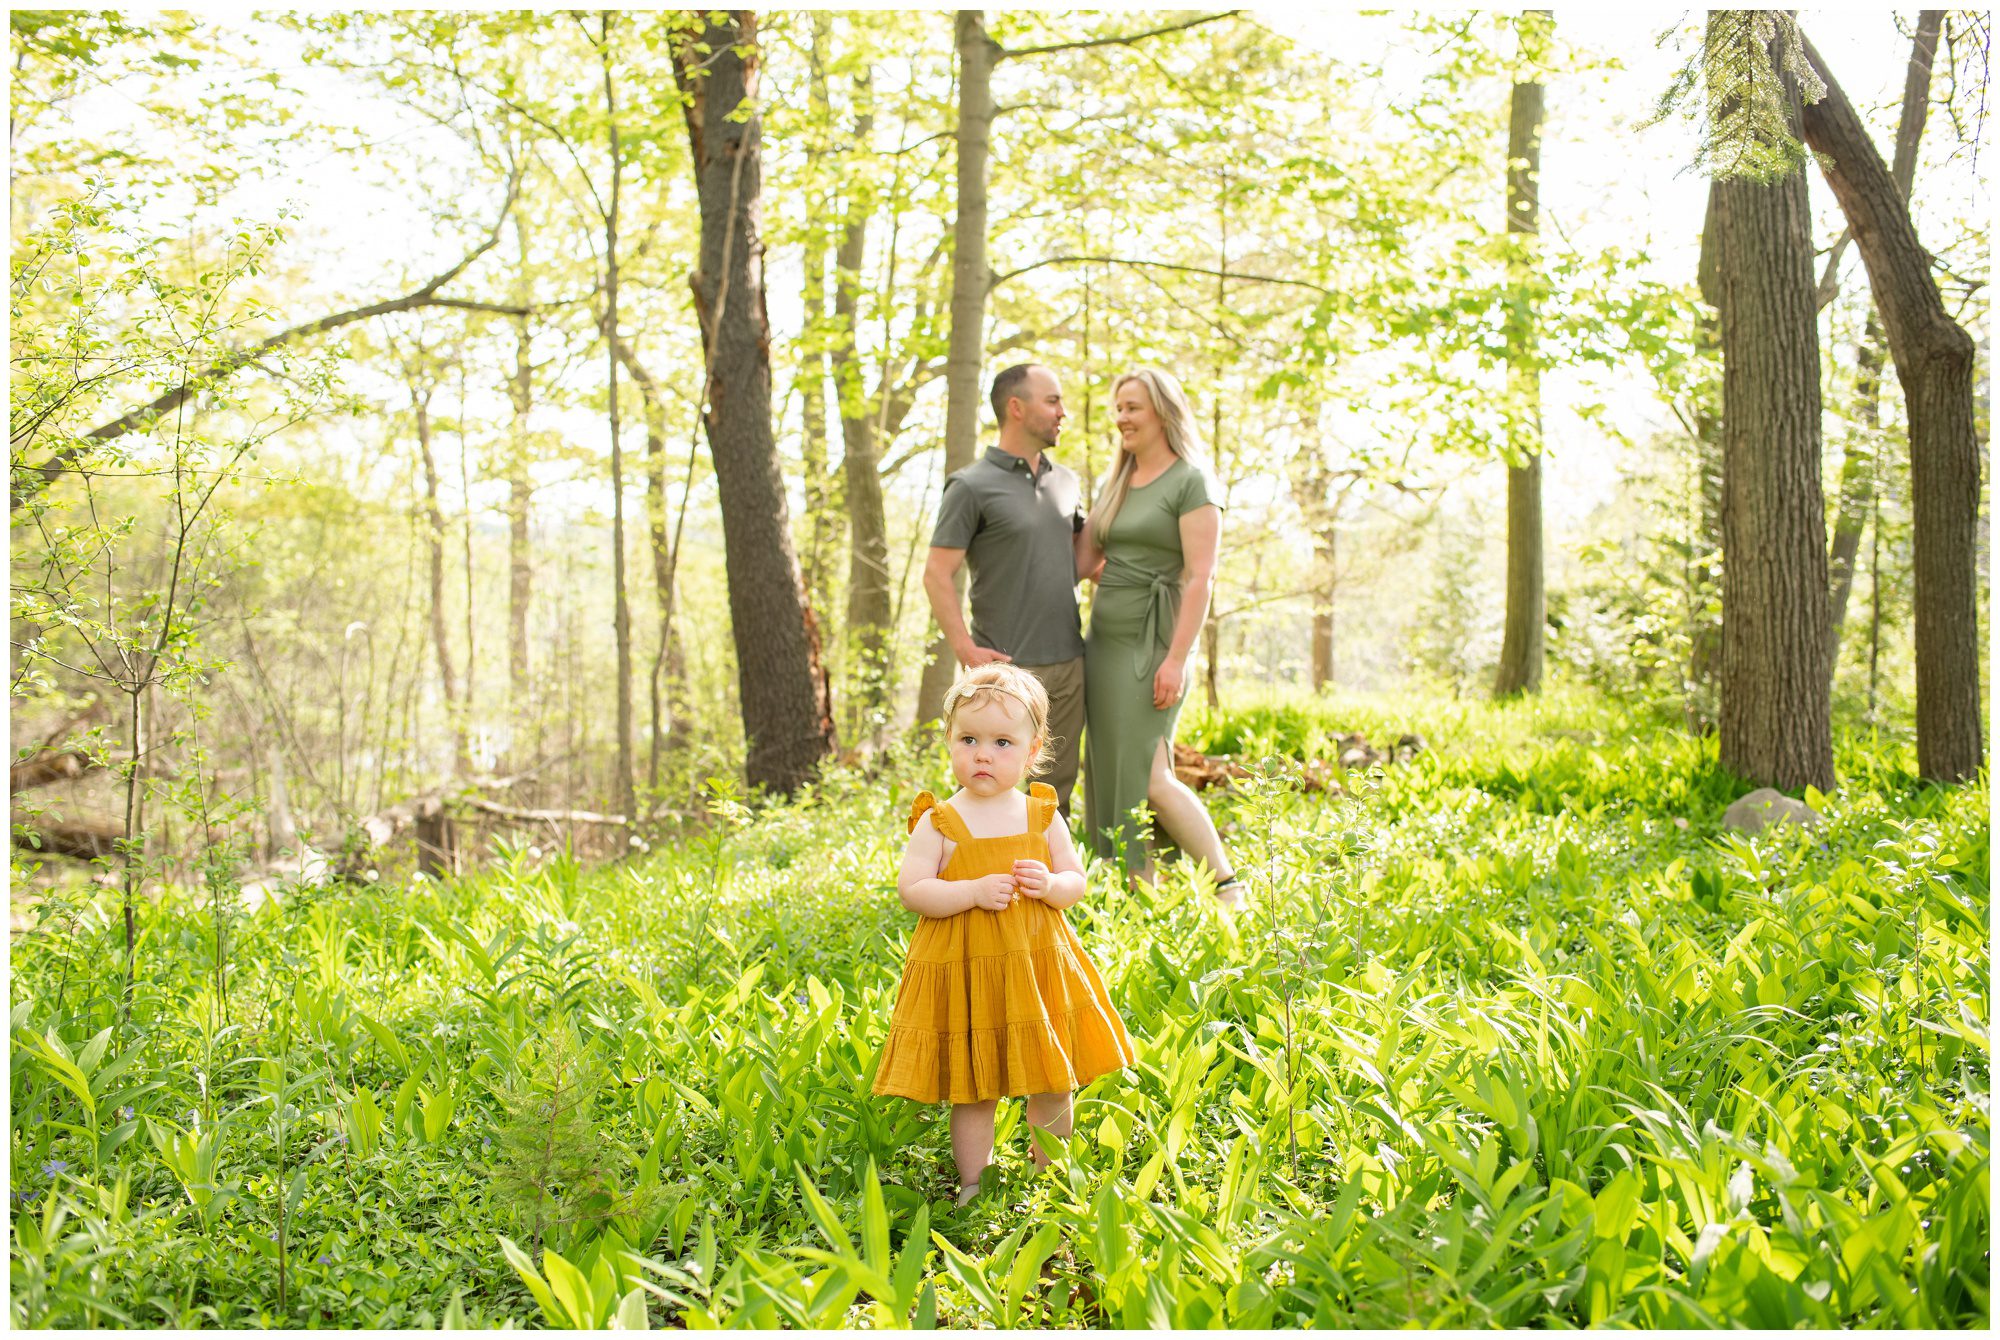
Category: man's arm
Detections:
[
  {"x1": 1074, "y1": 518, "x2": 1104, "y2": 584},
  {"x1": 923, "y1": 546, "x2": 1010, "y2": 667}
]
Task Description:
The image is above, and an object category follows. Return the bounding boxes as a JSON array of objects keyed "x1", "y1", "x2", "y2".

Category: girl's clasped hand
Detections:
[{"x1": 969, "y1": 859, "x2": 1053, "y2": 911}]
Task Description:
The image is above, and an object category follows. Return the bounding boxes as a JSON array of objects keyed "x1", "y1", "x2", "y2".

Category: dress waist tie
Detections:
[{"x1": 1098, "y1": 570, "x2": 1181, "y2": 678}]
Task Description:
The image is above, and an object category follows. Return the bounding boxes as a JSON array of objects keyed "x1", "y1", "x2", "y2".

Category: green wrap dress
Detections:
[{"x1": 1082, "y1": 456, "x2": 1223, "y2": 863}]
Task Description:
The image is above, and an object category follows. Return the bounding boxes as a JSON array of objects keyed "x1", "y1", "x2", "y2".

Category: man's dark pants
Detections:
[{"x1": 1017, "y1": 656, "x2": 1085, "y2": 819}]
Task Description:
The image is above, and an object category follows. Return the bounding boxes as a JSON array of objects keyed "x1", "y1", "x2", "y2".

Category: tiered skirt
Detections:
[{"x1": 873, "y1": 902, "x2": 1136, "y2": 1104}]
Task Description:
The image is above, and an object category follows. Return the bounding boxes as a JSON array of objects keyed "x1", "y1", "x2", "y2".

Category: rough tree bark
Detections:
[
  {"x1": 1710, "y1": 17, "x2": 1835, "y2": 792},
  {"x1": 1798, "y1": 21, "x2": 1981, "y2": 783},
  {"x1": 673, "y1": 11, "x2": 837, "y2": 794},
  {"x1": 1493, "y1": 10, "x2": 1552, "y2": 698}
]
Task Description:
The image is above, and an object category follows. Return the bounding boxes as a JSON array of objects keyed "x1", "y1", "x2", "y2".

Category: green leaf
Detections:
[
  {"x1": 796, "y1": 1173, "x2": 856, "y2": 1262},
  {"x1": 75, "y1": 1025, "x2": 112, "y2": 1075},
  {"x1": 543, "y1": 1246, "x2": 596, "y2": 1327},
  {"x1": 1593, "y1": 1167, "x2": 1640, "y2": 1241},
  {"x1": 1002, "y1": 1222, "x2": 1064, "y2": 1322},
  {"x1": 859, "y1": 1161, "x2": 890, "y2": 1275},
  {"x1": 354, "y1": 1009, "x2": 411, "y2": 1072},
  {"x1": 613, "y1": 1286, "x2": 649, "y2": 1329},
  {"x1": 889, "y1": 1202, "x2": 930, "y2": 1314},
  {"x1": 498, "y1": 1236, "x2": 562, "y2": 1326}
]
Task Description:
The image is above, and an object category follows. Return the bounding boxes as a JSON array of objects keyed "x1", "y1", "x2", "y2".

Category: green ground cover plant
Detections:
[{"x1": 9, "y1": 691, "x2": 1989, "y2": 1327}]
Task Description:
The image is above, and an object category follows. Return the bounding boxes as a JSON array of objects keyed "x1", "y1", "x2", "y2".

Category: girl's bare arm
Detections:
[
  {"x1": 898, "y1": 814, "x2": 1014, "y2": 916},
  {"x1": 1038, "y1": 812, "x2": 1088, "y2": 910}
]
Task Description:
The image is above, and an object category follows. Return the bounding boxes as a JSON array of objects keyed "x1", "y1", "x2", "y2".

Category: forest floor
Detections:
[{"x1": 7, "y1": 690, "x2": 1989, "y2": 1328}]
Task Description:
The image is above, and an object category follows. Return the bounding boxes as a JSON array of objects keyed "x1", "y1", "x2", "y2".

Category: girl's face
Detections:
[
  {"x1": 948, "y1": 694, "x2": 1041, "y2": 798},
  {"x1": 1113, "y1": 380, "x2": 1165, "y2": 455}
]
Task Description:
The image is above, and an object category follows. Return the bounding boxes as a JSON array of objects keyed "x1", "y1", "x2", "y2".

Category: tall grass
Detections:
[{"x1": 10, "y1": 691, "x2": 1987, "y2": 1327}]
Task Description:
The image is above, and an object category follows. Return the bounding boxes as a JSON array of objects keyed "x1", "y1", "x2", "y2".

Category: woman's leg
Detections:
[
  {"x1": 1023, "y1": 1091, "x2": 1073, "y2": 1167},
  {"x1": 1145, "y1": 738, "x2": 1240, "y2": 898},
  {"x1": 950, "y1": 1099, "x2": 998, "y2": 1203}
]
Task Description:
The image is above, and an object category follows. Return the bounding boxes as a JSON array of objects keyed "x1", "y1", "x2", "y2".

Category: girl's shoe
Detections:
[{"x1": 955, "y1": 1182, "x2": 981, "y2": 1208}]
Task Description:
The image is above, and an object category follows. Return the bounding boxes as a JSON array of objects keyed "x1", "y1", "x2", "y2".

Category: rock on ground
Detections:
[{"x1": 1722, "y1": 787, "x2": 1823, "y2": 834}]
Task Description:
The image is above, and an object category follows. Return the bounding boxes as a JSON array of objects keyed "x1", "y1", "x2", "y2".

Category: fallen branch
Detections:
[
  {"x1": 1173, "y1": 731, "x2": 1428, "y2": 794},
  {"x1": 457, "y1": 796, "x2": 629, "y2": 826}
]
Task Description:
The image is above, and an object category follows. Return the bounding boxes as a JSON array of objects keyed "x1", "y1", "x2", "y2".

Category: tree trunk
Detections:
[
  {"x1": 799, "y1": 13, "x2": 838, "y2": 618},
  {"x1": 612, "y1": 334, "x2": 674, "y2": 793},
  {"x1": 601, "y1": 17, "x2": 638, "y2": 820},
  {"x1": 119, "y1": 686, "x2": 143, "y2": 1029},
  {"x1": 673, "y1": 12, "x2": 837, "y2": 794},
  {"x1": 1826, "y1": 321, "x2": 1884, "y2": 677},
  {"x1": 1310, "y1": 524, "x2": 1335, "y2": 690},
  {"x1": 1805, "y1": 21, "x2": 1980, "y2": 783},
  {"x1": 1799, "y1": 23, "x2": 1981, "y2": 784},
  {"x1": 415, "y1": 387, "x2": 471, "y2": 774},
  {"x1": 264, "y1": 743, "x2": 298, "y2": 860},
  {"x1": 916, "y1": 9, "x2": 999, "y2": 728},
  {"x1": 1827, "y1": 13, "x2": 1938, "y2": 680},
  {"x1": 506, "y1": 215, "x2": 535, "y2": 736},
  {"x1": 456, "y1": 364, "x2": 478, "y2": 742},
  {"x1": 1710, "y1": 17, "x2": 1835, "y2": 792},
  {"x1": 832, "y1": 69, "x2": 895, "y2": 731},
  {"x1": 1493, "y1": 12, "x2": 1551, "y2": 698}
]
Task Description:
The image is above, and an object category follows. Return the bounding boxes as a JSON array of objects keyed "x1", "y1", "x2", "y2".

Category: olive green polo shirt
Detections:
[{"x1": 931, "y1": 445, "x2": 1086, "y2": 664}]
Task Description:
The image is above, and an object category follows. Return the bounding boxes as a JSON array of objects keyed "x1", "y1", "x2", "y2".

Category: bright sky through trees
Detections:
[{"x1": 21, "y1": 7, "x2": 1981, "y2": 544}]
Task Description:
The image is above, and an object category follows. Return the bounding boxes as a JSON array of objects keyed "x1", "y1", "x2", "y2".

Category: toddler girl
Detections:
[{"x1": 872, "y1": 663, "x2": 1136, "y2": 1205}]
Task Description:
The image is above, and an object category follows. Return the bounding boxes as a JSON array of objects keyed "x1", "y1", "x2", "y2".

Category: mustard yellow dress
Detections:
[{"x1": 873, "y1": 782, "x2": 1137, "y2": 1104}]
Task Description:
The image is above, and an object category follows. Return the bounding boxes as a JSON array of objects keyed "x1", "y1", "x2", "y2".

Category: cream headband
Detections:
[{"x1": 943, "y1": 682, "x2": 1046, "y2": 733}]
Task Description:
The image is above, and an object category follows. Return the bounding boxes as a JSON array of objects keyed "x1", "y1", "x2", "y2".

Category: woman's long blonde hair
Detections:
[{"x1": 1090, "y1": 368, "x2": 1208, "y2": 547}]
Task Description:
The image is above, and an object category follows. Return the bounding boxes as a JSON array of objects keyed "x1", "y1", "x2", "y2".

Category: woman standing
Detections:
[{"x1": 1077, "y1": 369, "x2": 1243, "y2": 906}]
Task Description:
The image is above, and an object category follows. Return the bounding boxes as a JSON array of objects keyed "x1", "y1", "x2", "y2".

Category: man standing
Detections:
[{"x1": 923, "y1": 364, "x2": 1087, "y2": 814}]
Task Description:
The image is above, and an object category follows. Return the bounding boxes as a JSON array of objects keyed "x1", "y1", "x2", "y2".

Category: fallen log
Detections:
[
  {"x1": 10, "y1": 749, "x2": 96, "y2": 792},
  {"x1": 12, "y1": 818, "x2": 121, "y2": 861}
]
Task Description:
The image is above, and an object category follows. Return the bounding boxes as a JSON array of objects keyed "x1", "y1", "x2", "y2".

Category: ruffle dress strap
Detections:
[
  {"x1": 1028, "y1": 782, "x2": 1059, "y2": 831},
  {"x1": 930, "y1": 801, "x2": 973, "y2": 843},
  {"x1": 911, "y1": 791, "x2": 973, "y2": 842}
]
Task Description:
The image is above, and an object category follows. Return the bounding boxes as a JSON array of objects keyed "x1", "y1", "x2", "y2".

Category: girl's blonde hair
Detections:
[
  {"x1": 941, "y1": 663, "x2": 1053, "y2": 777},
  {"x1": 1091, "y1": 367, "x2": 1209, "y2": 546}
]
